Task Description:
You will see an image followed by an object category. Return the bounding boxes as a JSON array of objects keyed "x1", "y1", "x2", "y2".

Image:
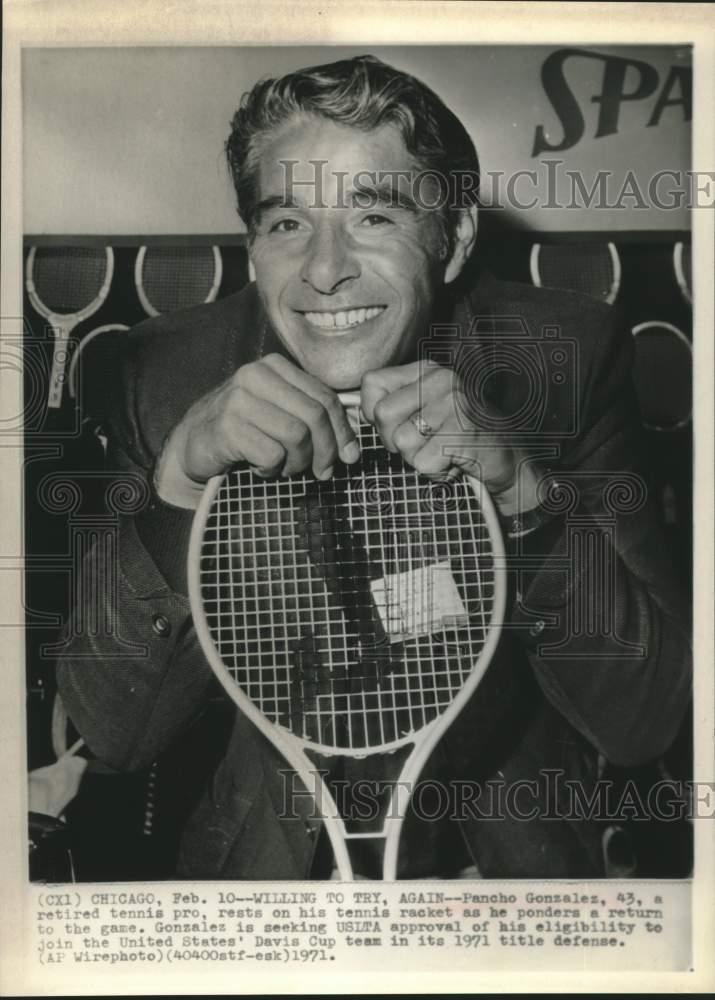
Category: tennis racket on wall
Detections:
[
  {"x1": 189, "y1": 392, "x2": 505, "y2": 880},
  {"x1": 135, "y1": 245, "x2": 223, "y2": 317},
  {"x1": 25, "y1": 246, "x2": 114, "y2": 409},
  {"x1": 530, "y1": 241, "x2": 621, "y2": 304},
  {"x1": 631, "y1": 320, "x2": 692, "y2": 432},
  {"x1": 68, "y1": 323, "x2": 130, "y2": 400}
]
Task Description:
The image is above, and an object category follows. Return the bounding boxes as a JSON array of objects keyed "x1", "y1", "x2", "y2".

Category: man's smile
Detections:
[
  {"x1": 252, "y1": 116, "x2": 449, "y2": 387},
  {"x1": 298, "y1": 305, "x2": 386, "y2": 331}
]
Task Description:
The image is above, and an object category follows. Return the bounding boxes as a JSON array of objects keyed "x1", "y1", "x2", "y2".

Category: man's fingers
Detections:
[
  {"x1": 372, "y1": 382, "x2": 421, "y2": 451},
  {"x1": 261, "y1": 354, "x2": 360, "y2": 466},
  {"x1": 410, "y1": 428, "x2": 513, "y2": 486},
  {"x1": 235, "y1": 363, "x2": 341, "y2": 476},
  {"x1": 231, "y1": 390, "x2": 328, "y2": 476},
  {"x1": 226, "y1": 418, "x2": 287, "y2": 477},
  {"x1": 161, "y1": 355, "x2": 361, "y2": 505},
  {"x1": 383, "y1": 390, "x2": 514, "y2": 486},
  {"x1": 185, "y1": 392, "x2": 288, "y2": 476},
  {"x1": 361, "y1": 362, "x2": 453, "y2": 443},
  {"x1": 390, "y1": 398, "x2": 455, "y2": 472},
  {"x1": 360, "y1": 361, "x2": 425, "y2": 423},
  {"x1": 366, "y1": 370, "x2": 455, "y2": 452}
]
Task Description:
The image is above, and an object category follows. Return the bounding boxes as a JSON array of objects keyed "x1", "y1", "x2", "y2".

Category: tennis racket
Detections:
[
  {"x1": 188, "y1": 392, "x2": 506, "y2": 880},
  {"x1": 67, "y1": 323, "x2": 130, "y2": 400},
  {"x1": 25, "y1": 246, "x2": 114, "y2": 409},
  {"x1": 135, "y1": 245, "x2": 223, "y2": 317},
  {"x1": 631, "y1": 320, "x2": 692, "y2": 432},
  {"x1": 530, "y1": 241, "x2": 621, "y2": 304}
]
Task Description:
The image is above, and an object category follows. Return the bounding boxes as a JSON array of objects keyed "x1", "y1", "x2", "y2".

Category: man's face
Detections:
[{"x1": 249, "y1": 116, "x2": 450, "y2": 389}]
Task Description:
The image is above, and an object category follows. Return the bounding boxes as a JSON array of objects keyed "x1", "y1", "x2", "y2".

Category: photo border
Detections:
[{"x1": 1, "y1": 2, "x2": 713, "y2": 994}]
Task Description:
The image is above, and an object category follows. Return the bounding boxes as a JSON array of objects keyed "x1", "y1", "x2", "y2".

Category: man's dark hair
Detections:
[{"x1": 226, "y1": 54, "x2": 480, "y2": 247}]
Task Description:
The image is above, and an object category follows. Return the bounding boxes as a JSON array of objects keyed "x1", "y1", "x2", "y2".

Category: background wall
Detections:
[{"x1": 23, "y1": 44, "x2": 691, "y2": 236}]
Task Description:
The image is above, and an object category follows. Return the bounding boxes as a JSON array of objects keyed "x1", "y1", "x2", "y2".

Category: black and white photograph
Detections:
[{"x1": 2, "y1": 1, "x2": 713, "y2": 994}]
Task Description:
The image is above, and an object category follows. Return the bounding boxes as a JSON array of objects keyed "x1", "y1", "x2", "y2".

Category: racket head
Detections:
[
  {"x1": 530, "y1": 241, "x2": 620, "y2": 304},
  {"x1": 631, "y1": 320, "x2": 692, "y2": 432},
  {"x1": 135, "y1": 245, "x2": 223, "y2": 317},
  {"x1": 67, "y1": 323, "x2": 130, "y2": 399},
  {"x1": 26, "y1": 246, "x2": 113, "y2": 320},
  {"x1": 189, "y1": 402, "x2": 505, "y2": 758}
]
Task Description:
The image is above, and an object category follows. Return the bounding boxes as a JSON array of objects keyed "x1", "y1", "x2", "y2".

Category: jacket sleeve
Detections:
[
  {"x1": 509, "y1": 304, "x2": 691, "y2": 767},
  {"x1": 56, "y1": 333, "x2": 216, "y2": 772}
]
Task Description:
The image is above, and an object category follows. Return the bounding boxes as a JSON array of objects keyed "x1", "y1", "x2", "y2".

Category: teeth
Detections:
[{"x1": 304, "y1": 306, "x2": 384, "y2": 330}]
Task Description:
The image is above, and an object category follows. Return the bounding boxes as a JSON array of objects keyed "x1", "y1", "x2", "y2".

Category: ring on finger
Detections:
[{"x1": 410, "y1": 413, "x2": 434, "y2": 439}]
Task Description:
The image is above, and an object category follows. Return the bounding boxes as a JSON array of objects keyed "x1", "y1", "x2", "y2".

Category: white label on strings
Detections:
[{"x1": 370, "y1": 560, "x2": 468, "y2": 642}]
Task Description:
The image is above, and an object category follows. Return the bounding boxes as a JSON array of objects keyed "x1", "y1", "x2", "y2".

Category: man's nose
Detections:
[{"x1": 300, "y1": 222, "x2": 360, "y2": 294}]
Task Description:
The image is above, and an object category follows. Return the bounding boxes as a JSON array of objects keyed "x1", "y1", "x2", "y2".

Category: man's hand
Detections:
[
  {"x1": 155, "y1": 353, "x2": 360, "y2": 509},
  {"x1": 361, "y1": 361, "x2": 540, "y2": 516}
]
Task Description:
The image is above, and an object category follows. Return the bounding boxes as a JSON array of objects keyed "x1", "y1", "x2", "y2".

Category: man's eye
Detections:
[
  {"x1": 269, "y1": 219, "x2": 302, "y2": 233},
  {"x1": 360, "y1": 213, "x2": 392, "y2": 227}
]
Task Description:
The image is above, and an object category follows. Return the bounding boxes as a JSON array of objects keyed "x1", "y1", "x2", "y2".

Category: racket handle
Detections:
[
  {"x1": 338, "y1": 391, "x2": 464, "y2": 484},
  {"x1": 338, "y1": 391, "x2": 361, "y2": 408},
  {"x1": 47, "y1": 323, "x2": 69, "y2": 409}
]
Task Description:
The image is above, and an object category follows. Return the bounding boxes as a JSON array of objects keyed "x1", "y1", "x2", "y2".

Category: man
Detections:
[{"x1": 57, "y1": 55, "x2": 691, "y2": 879}]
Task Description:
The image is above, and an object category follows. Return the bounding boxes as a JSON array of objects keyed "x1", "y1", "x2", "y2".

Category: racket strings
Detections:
[
  {"x1": 299, "y1": 478, "x2": 389, "y2": 639},
  {"x1": 139, "y1": 247, "x2": 219, "y2": 314},
  {"x1": 200, "y1": 418, "x2": 495, "y2": 752},
  {"x1": 536, "y1": 243, "x2": 616, "y2": 301},
  {"x1": 631, "y1": 323, "x2": 692, "y2": 429},
  {"x1": 31, "y1": 247, "x2": 109, "y2": 314}
]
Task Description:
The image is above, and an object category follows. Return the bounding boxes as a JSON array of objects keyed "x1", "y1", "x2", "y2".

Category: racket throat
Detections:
[
  {"x1": 47, "y1": 321, "x2": 70, "y2": 409},
  {"x1": 303, "y1": 744, "x2": 423, "y2": 881}
]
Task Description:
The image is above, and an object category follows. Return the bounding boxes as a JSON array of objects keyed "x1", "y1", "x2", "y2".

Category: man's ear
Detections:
[{"x1": 444, "y1": 204, "x2": 478, "y2": 285}]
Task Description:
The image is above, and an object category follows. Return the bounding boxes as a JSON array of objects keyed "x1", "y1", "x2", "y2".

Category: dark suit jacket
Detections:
[{"x1": 57, "y1": 269, "x2": 691, "y2": 878}]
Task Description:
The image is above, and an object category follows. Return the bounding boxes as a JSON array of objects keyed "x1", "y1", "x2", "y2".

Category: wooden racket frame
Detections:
[
  {"x1": 188, "y1": 392, "x2": 506, "y2": 879},
  {"x1": 135, "y1": 245, "x2": 223, "y2": 317},
  {"x1": 631, "y1": 320, "x2": 692, "y2": 432},
  {"x1": 529, "y1": 241, "x2": 621, "y2": 305},
  {"x1": 68, "y1": 323, "x2": 130, "y2": 399},
  {"x1": 25, "y1": 246, "x2": 115, "y2": 409}
]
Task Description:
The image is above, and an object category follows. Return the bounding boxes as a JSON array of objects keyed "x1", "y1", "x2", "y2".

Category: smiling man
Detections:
[
  {"x1": 57, "y1": 55, "x2": 691, "y2": 880},
  {"x1": 251, "y1": 118, "x2": 445, "y2": 386}
]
